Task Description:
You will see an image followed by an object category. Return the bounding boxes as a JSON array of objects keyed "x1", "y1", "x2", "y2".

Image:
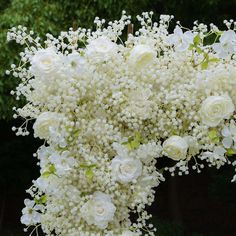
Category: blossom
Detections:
[
  {"x1": 81, "y1": 191, "x2": 116, "y2": 229},
  {"x1": 33, "y1": 112, "x2": 64, "y2": 140},
  {"x1": 86, "y1": 36, "x2": 117, "y2": 60},
  {"x1": 111, "y1": 154, "x2": 143, "y2": 183},
  {"x1": 21, "y1": 199, "x2": 43, "y2": 225},
  {"x1": 163, "y1": 136, "x2": 188, "y2": 160},
  {"x1": 49, "y1": 151, "x2": 76, "y2": 176},
  {"x1": 200, "y1": 95, "x2": 235, "y2": 127},
  {"x1": 212, "y1": 30, "x2": 236, "y2": 58},
  {"x1": 167, "y1": 26, "x2": 195, "y2": 51},
  {"x1": 128, "y1": 44, "x2": 156, "y2": 69},
  {"x1": 135, "y1": 142, "x2": 162, "y2": 164},
  {"x1": 221, "y1": 121, "x2": 236, "y2": 148},
  {"x1": 200, "y1": 146, "x2": 227, "y2": 169},
  {"x1": 125, "y1": 88, "x2": 153, "y2": 119},
  {"x1": 30, "y1": 47, "x2": 62, "y2": 77},
  {"x1": 66, "y1": 52, "x2": 87, "y2": 77},
  {"x1": 8, "y1": 13, "x2": 236, "y2": 236},
  {"x1": 121, "y1": 230, "x2": 136, "y2": 236}
]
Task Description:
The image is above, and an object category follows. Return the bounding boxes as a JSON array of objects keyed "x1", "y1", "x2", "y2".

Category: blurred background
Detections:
[{"x1": 0, "y1": 0, "x2": 236, "y2": 235}]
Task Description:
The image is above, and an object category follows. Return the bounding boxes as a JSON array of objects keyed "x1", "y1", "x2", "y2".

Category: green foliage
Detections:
[
  {"x1": 122, "y1": 132, "x2": 142, "y2": 150},
  {"x1": 0, "y1": 0, "x2": 236, "y2": 119}
]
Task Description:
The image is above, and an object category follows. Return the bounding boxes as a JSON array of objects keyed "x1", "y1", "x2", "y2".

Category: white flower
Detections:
[
  {"x1": 167, "y1": 26, "x2": 195, "y2": 51},
  {"x1": 66, "y1": 52, "x2": 87, "y2": 77},
  {"x1": 33, "y1": 112, "x2": 64, "y2": 140},
  {"x1": 37, "y1": 145, "x2": 53, "y2": 170},
  {"x1": 163, "y1": 135, "x2": 188, "y2": 160},
  {"x1": 49, "y1": 151, "x2": 76, "y2": 176},
  {"x1": 212, "y1": 30, "x2": 236, "y2": 58},
  {"x1": 135, "y1": 142, "x2": 162, "y2": 164},
  {"x1": 200, "y1": 146, "x2": 227, "y2": 169},
  {"x1": 200, "y1": 95, "x2": 235, "y2": 127},
  {"x1": 221, "y1": 121, "x2": 236, "y2": 148},
  {"x1": 30, "y1": 47, "x2": 62, "y2": 77},
  {"x1": 128, "y1": 44, "x2": 156, "y2": 69},
  {"x1": 81, "y1": 191, "x2": 116, "y2": 229},
  {"x1": 111, "y1": 143, "x2": 142, "y2": 183},
  {"x1": 33, "y1": 176, "x2": 60, "y2": 196},
  {"x1": 183, "y1": 136, "x2": 200, "y2": 156},
  {"x1": 121, "y1": 230, "x2": 136, "y2": 236},
  {"x1": 126, "y1": 88, "x2": 153, "y2": 119},
  {"x1": 21, "y1": 199, "x2": 43, "y2": 225},
  {"x1": 86, "y1": 36, "x2": 117, "y2": 60}
]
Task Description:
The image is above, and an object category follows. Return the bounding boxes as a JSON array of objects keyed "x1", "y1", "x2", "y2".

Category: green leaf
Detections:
[
  {"x1": 42, "y1": 164, "x2": 56, "y2": 178},
  {"x1": 34, "y1": 194, "x2": 47, "y2": 204},
  {"x1": 209, "y1": 58, "x2": 220, "y2": 63},
  {"x1": 80, "y1": 163, "x2": 96, "y2": 169},
  {"x1": 201, "y1": 60, "x2": 209, "y2": 70},
  {"x1": 124, "y1": 132, "x2": 142, "y2": 150},
  {"x1": 226, "y1": 148, "x2": 236, "y2": 157},
  {"x1": 193, "y1": 34, "x2": 201, "y2": 45},
  {"x1": 74, "y1": 129, "x2": 80, "y2": 138},
  {"x1": 85, "y1": 168, "x2": 94, "y2": 180},
  {"x1": 195, "y1": 46, "x2": 203, "y2": 54},
  {"x1": 42, "y1": 171, "x2": 51, "y2": 178},
  {"x1": 188, "y1": 44, "x2": 194, "y2": 50},
  {"x1": 208, "y1": 129, "x2": 220, "y2": 143}
]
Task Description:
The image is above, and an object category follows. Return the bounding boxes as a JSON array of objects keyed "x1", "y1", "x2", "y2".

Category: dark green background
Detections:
[{"x1": 0, "y1": 0, "x2": 236, "y2": 235}]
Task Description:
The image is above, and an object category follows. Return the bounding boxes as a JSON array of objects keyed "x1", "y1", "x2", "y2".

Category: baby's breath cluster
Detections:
[{"x1": 7, "y1": 12, "x2": 236, "y2": 236}]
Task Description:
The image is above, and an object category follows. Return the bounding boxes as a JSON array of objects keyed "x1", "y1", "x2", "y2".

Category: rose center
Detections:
[
  {"x1": 96, "y1": 206, "x2": 105, "y2": 215},
  {"x1": 120, "y1": 163, "x2": 134, "y2": 175}
]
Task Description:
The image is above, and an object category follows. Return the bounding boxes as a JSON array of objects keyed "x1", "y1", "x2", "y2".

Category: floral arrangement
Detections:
[{"x1": 7, "y1": 11, "x2": 236, "y2": 236}]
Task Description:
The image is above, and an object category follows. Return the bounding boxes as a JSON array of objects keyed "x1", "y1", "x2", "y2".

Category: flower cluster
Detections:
[{"x1": 7, "y1": 12, "x2": 236, "y2": 235}]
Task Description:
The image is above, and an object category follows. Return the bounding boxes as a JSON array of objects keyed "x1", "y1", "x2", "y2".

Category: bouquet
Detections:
[{"x1": 7, "y1": 12, "x2": 236, "y2": 235}]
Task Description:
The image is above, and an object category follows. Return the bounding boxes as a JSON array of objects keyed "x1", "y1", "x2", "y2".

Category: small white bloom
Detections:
[
  {"x1": 231, "y1": 174, "x2": 236, "y2": 183},
  {"x1": 184, "y1": 136, "x2": 200, "y2": 156},
  {"x1": 111, "y1": 155, "x2": 142, "y2": 183},
  {"x1": 21, "y1": 199, "x2": 43, "y2": 225},
  {"x1": 66, "y1": 52, "x2": 87, "y2": 77},
  {"x1": 212, "y1": 30, "x2": 236, "y2": 58},
  {"x1": 200, "y1": 146, "x2": 227, "y2": 169},
  {"x1": 81, "y1": 191, "x2": 116, "y2": 229},
  {"x1": 200, "y1": 95, "x2": 235, "y2": 127},
  {"x1": 135, "y1": 142, "x2": 162, "y2": 164},
  {"x1": 167, "y1": 26, "x2": 195, "y2": 51},
  {"x1": 30, "y1": 47, "x2": 62, "y2": 77},
  {"x1": 126, "y1": 88, "x2": 153, "y2": 119},
  {"x1": 86, "y1": 36, "x2": 117, "y2": 60},
  {"x1": 49, "y1": 151, "x2": 76, "y2": 176},
  {"x1": 121, "y1": 230, "x2": 136, "y2": 236},
  {"x1": 128, "y1": 44, "x2": 156, "y2": 69},
  {"x1": 221, "y1": 121, "x2": 236, "y2": 148},
  {"x1": 34, "y1": 175, "x2": 59, "y2": 195},
  {"x1": 163, "y1": 135, "x2": 188, "y2": 160},
  {"x1": 33, "y1": 112, "x2": 64, "y2": 140},
  {"x1": 37, "y1": 145, "x2": 54, "y2": 170}
]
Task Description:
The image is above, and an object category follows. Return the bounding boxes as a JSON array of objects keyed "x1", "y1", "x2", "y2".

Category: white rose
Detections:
[
  {"x1": 30, "y1": 47, "x2": 62, "y2": 77},
  {"x1": 81, "y1": 191, "x2": 116, "y2": 229},
  {"x1": 33, "y1": 112, "x2": 63, "y2": 140},
  {"x1": 200, "y1": 95, "x2": 235, "y2": 127},
  {"x1": 163, "y1": 135, "x2": 188, "y2": 160},
  {"x1": 86, "y1": 36, "x2": 117, "y2": 60},
  {"x1": 128, "y1": 44, "x2": 156, "y2": 69},
  {"x1": 121, "y1": 230, "x2": 136, "y2": 236},
  {"x1": 111, "y1": 155, "x2": 142, "y2": 183}
]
